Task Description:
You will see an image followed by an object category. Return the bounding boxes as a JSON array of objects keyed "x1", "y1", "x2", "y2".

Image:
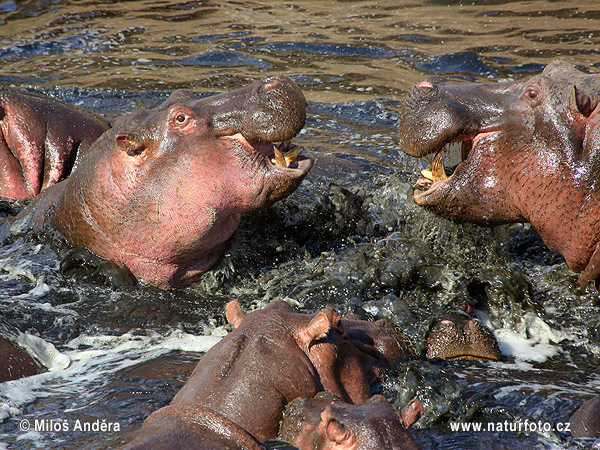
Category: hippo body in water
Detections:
[
  {"x1": 280, "y1": 392, "x2": 422, "y2": 450},
  {"x1": 0, "y1": 89, "x2": 110, "y2": 200},
  {"x1": 399, "y1": 61, "x2": 600, "y2": 286},
  {"x1": 122, "y1": 300, "x2": 412, "y2": 449},
  {"x1": 569, "y1": 395, "x2": 600, "y2": 438},
  {"x1": 18, "y1": 76, "x2": 313, "y2": 288}
]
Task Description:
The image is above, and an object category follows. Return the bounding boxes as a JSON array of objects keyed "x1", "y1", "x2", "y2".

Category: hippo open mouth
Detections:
[
  {"x1": 413, "y1": 130, "x2": 498, "y2": 205},
  {"x1": 247, "y1": 137, "x2": 313, "y2": 171}
]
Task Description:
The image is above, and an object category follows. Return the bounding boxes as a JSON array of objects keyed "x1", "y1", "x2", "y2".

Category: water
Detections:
[{"x1": 1, "y1": 1, "x2": 600, "y2": 449}]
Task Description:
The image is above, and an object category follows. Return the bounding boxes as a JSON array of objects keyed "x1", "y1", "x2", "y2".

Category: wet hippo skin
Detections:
[
  {"x1": 399, "y1": 61, "x2": 600, "y2": 286},
  {"x1": 16, "y1": 76, "x2": 313, "y2": 288},
  {"x1": 121, "y1": 300, "x2": 411, "y2": 449},
  {"x1": 0, "y1": 89, "x2": 110, "y2": 199},
  {"x1": 570, "y1": 395, "x2": 600, "y2": 438},
  {"x1": 280, "y1": 392, "x2": 423, "y2": 450},
  {"x1": 424, "y1": 312, "x2": 501, "y2": 361},
  {"x1": 0, "y1": 335, "x2": 43, "y2": 382}
]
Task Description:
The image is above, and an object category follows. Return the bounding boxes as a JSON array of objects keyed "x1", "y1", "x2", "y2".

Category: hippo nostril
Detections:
[
  {"x1": 262, "y1": 81, "x2": 280, "y2": 91},
  {"x1": 417, "y1": 81, "x2": 434, "y2": 89}
]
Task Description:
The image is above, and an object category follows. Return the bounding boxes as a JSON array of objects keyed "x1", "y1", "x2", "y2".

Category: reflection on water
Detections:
[
  {"x1": 1, "y1": 1, "x2": 600, "y2": 449},
  {"x1": 1, "y1": 1, "x2": 599, "y2": 101}
]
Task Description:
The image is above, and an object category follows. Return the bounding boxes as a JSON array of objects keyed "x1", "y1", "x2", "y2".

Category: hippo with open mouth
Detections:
[
  {"x1": 19, "y1": 76, "x2": 313, "y2": 288},
  {"x1": 399, "y1": 61, "x2": 600, "y2": 286}
]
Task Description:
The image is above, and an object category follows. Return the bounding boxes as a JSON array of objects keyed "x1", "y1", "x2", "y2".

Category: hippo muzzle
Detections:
[{"x1": 399, "y1": 60, "x2": 600, "y2": 286}]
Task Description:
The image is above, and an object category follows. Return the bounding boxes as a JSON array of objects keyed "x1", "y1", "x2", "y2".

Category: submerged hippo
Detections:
[
  {"x1": 0, "y1": 89, "x2": 110, "y2": 199},
  {"x1": 399, "y1": 61, "x2": 600, "y2": 285},
  {"x1": 121, "y1": 300, "x2": 410, "y2": 449},
  {"x1": 424, "y1": 312, "x2": 500, "y2": 361},
  {"x1": 18, "y1": 76, "x2": 313, "y2": 288},
  {"x1": 569, "y1": 395, "x2": 600, "y2": 438},
  {"x1": 0, "y1": 336, "x2": 43, "y2": 382},
  {"x1": 280, "y1": 392, "x2": 422, "y2": 450}
]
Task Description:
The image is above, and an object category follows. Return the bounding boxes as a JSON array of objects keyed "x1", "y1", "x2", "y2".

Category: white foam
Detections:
[
  {"x1": 0, "y1": 329, "x2": 221, "y2": 423},
  {"x1": 17, "y1": 333, "x2": 71, "y2": 371},
  {"x1": 476, "y1": 311, "x2": 566, "y2": 362}
]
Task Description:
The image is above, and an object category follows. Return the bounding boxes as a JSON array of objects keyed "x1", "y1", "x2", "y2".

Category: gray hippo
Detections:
[
  {"x1": 280, "y1": 392, "x2": 422, "y2": 450},
  {"x1": 399, "y1": 61, "x2": 600, "y2": 286},
  {"x1": 121, "y1": 300, "x2": 413, "y2": 449},
  {"x1": 16, "y1": 76, "x2": 313, "y2": 288},
  {"x1": 0, "y1": 89, "x2": 109, "y2": 199}
]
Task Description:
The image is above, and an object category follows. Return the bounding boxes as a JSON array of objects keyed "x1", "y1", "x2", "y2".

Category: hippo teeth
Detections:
[
  {"x1": 273, "y1": 145, "x2": 287, "y2": 167},
  {"x1": 272, "y1": 142, "x2": 303, "y2": 168},
  {"x1": 420, "y1": 141, "x2": 472, "y2": 182},
  {"x1": 421, "y1": 151, "x2": 449, "y2": 182}
]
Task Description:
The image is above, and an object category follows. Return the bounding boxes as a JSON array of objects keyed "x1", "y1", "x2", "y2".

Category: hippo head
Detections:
[
  {"x1": 399, "y1": 61, "x2": 600, "y2": 284},
  {"x1": 51, "y1": 76, "x2": 313, "y2": 287},
  {"x1": 280, "y1": 392, "x2": 423, "y2": 450},
  {"x1": 168, "y1": 300, "x2": 405, "y2": 442},
  {"x1": 224, "y1": 300, "x2": 391, "y2": 406},
  {"x1": 424, "y1": 312, "x2": 500, "y2": 361}
]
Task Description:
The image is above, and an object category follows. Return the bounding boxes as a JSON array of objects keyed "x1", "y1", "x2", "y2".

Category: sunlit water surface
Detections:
[{"x1": 1, "y1": 1, "x2": 600, "y2": 449}]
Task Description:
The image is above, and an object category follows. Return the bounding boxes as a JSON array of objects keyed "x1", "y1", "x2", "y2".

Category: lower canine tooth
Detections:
[
  {"x1": 430, "y1": 151, "x2": 448, "y2": 181},
  {"x1": 273, "y1": 145, "x2": 287, "y2": 167},
  {"x1": 284, "y1": 147, "x2": 303, "y2": 165},
  {"x1": 421, "y1": 169, "x2": 434, "y2": 180}
]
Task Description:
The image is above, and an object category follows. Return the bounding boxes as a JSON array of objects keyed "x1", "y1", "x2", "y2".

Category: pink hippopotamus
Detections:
[
  {"x1": 17, "y1": 76, "x2": 313, "y2": 288},
  {"x1": 121, "y1": 300, "x2": 414, "y2": 449},
  {"x1": 0, "y1": 89, "x2": 109, "y2": 199},
  {"x1": 399, "y1": 61, "x2": 600, "y2": 286}
]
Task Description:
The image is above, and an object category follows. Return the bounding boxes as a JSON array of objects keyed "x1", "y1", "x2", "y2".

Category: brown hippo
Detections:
[
  {"x1": 0, "y1": 335, "x2": 43, "y2": 382},
  {"x1": 424, "y1": 312, "x2": 500, "y2": 361},
  {"x1": 569, "y1": 395, "x2": 600, "y2": 438},
  {"x1": 121, "y1": 300, "x2": 411, "y2": 449},
  {"x1": 0, "y1": 89, "x2": 110, "y2": 199},
  {"x1": 399, "y1": 61, "x2": 600, "y2": 286},
  {"x1": 18, "y1": 76, "x2": 313, "y2": 288},
  {"x1": 280, "y1": 392, "x2": 423, "y2": 450}
]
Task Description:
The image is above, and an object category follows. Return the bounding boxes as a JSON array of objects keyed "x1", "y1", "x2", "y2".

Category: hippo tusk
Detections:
[
  {"x1": 273, "y1": 145, "x2": 287, "y2": 167},
  {"x1": 421, "y1": 150, "x2": 449, "y2": 182},
  {"x1": 284, "y1": 146, "x2": 304, "y2": 165},
  {"x1": 273, "y1": 144, "x2": 306, "y2": 168}
]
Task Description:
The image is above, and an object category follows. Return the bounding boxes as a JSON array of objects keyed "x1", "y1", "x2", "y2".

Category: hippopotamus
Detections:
[
  {"x1": 569, "y1": 395, "x2": 600, "y2": 438},
  {"x1": 424, "y1": 312, "x2": 500, "y2": 360},
  {"x1": 121, "y1": 300, "x2": 411, "y2": 449},
  {"x1": 0, "y1": 89, "x2": 110, "y2": 199},
  {"x1": 18, "y1": 76, "x2": 313, "y2": 288},
  {"x1": 0, "y1": 335, "x2": 43, "y2": 382},
  {"x1": 399, "y1": 61, "x2": 600, "y2": 286},
  {"x1": 280, "y1": 392, "x2": 423, "y2": 450}
]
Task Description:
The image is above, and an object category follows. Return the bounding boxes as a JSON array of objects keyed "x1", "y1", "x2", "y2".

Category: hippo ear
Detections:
[
  {"x1": 294, "y1": 312, "x2": 331, "y2": 349},
  {"x1": 398, "y1": 399, "x2": 423, "y2": 429},
  {"x1": 225, "y1": 301, "x2": 246, "y2": 328},
  {"x1": 325, "y1": 418, "x2": 354, "y2": 448},
  {"x1": 116, "y1": 133, "x2": 146, "y2": 157}
]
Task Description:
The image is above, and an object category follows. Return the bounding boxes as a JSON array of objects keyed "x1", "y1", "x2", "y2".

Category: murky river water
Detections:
[{"x1": 1, "y1": 1, "x2": 600, "y2": 449}]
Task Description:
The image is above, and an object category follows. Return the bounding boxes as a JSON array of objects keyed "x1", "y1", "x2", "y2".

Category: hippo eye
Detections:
[
  {"x1": 526, "y1": 88, "x2": 539, "y2": 101},
  {"x1": 175, "y1": 113, "x2": 187, "y2": 123}
]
